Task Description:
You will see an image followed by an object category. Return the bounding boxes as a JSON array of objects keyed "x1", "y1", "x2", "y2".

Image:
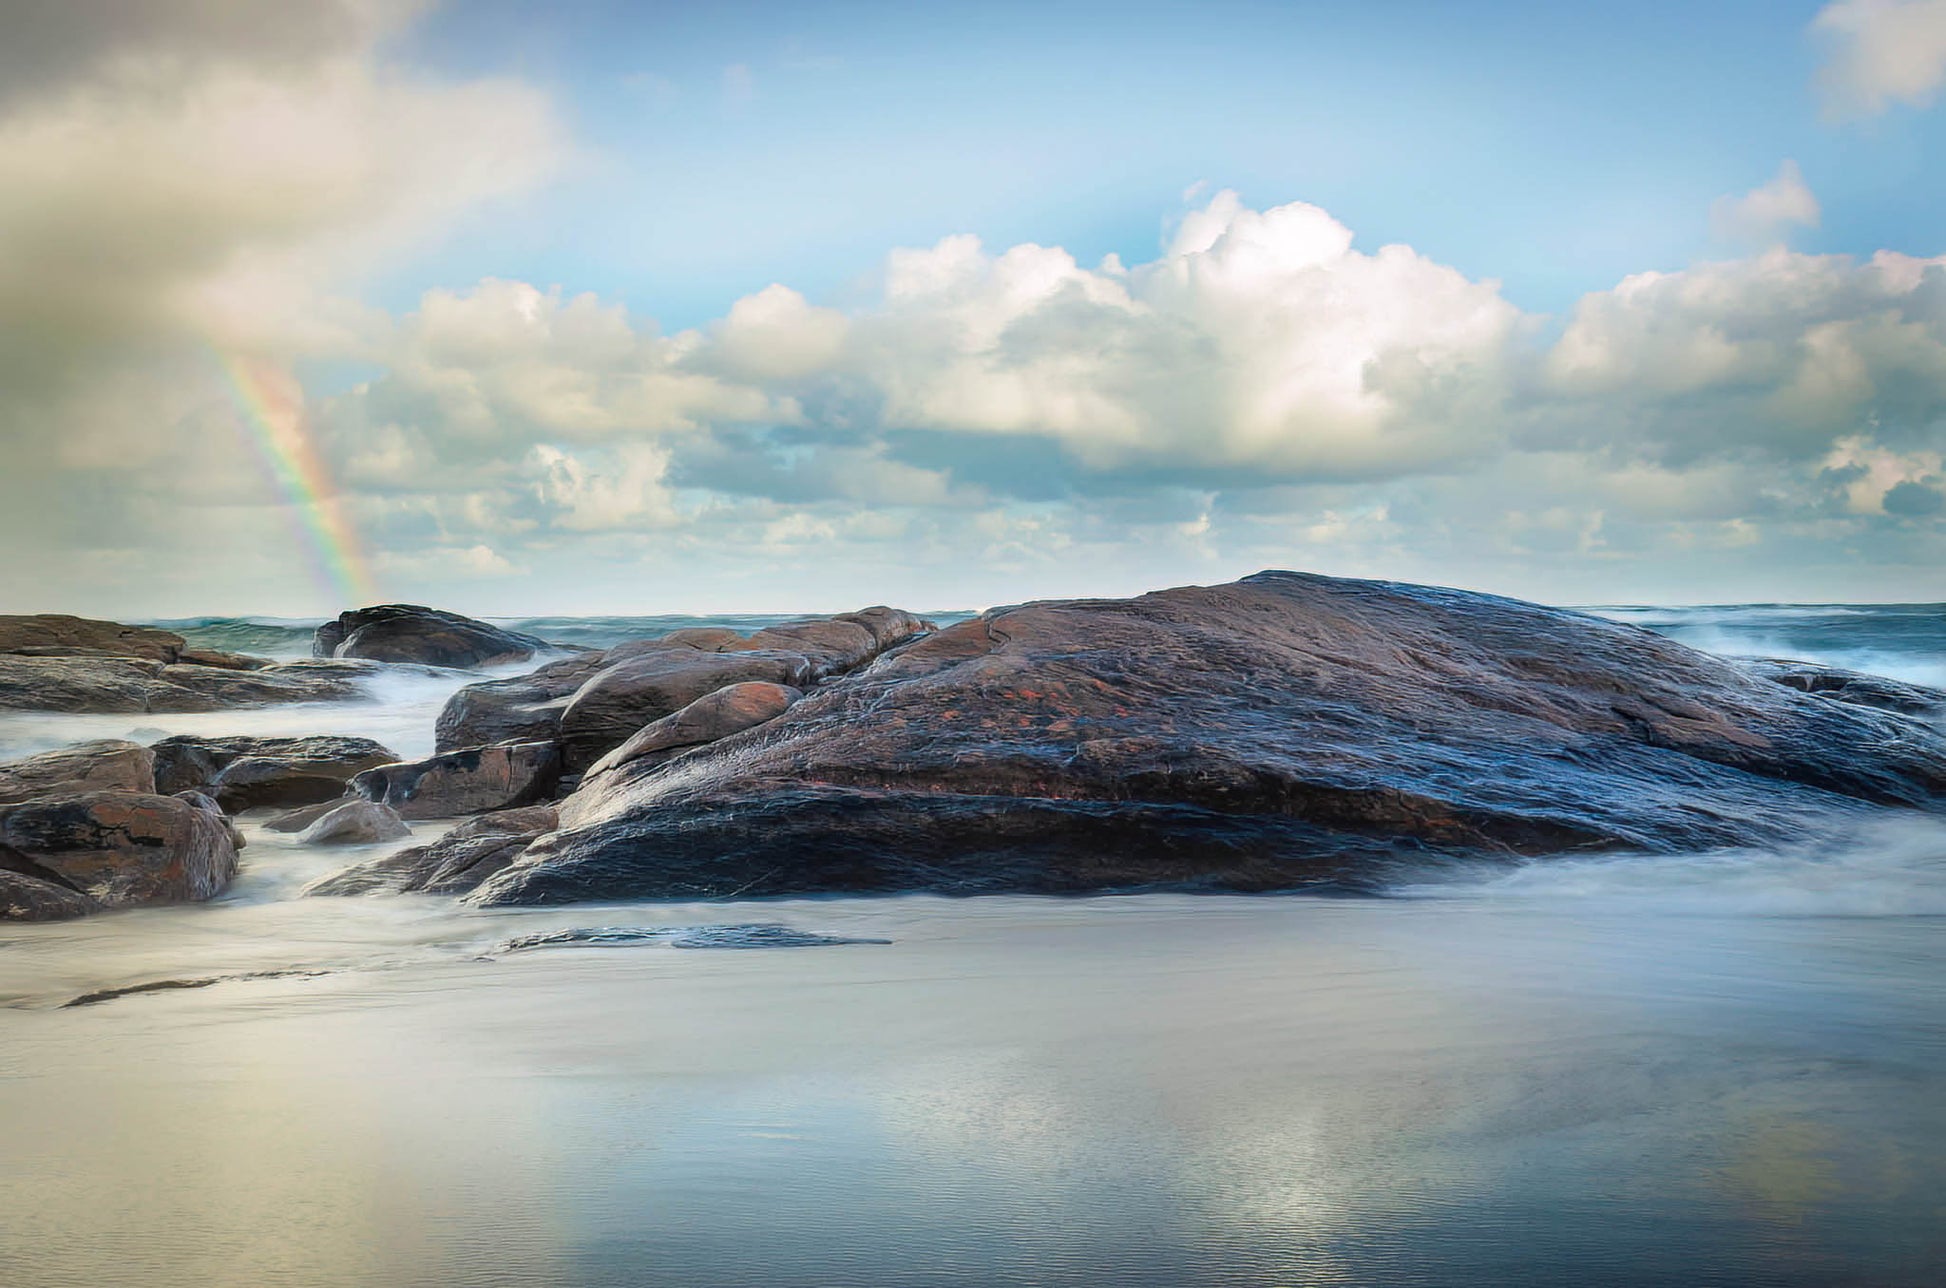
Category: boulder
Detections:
[
  {"x1": 432, "y1": 609, "x2": 931, "y2": 758},
  {"x1": 314, "y1": 605, "x2": 550, "y2": 669},
  {"x1": 470, "y1": 571, "x2": 1946, "y2": 906},
  {"x1": 349, "y1": 741, "x2": 561, "y2": 819},
  {"x1": 1742, "y1": 659, "x2": 1945, "y2": 716},
  {"x1": 261, "y1": 800, "x2": 346, "y2": 833},
  {"x1": 175, "y1": 647, "x2": 273, "y2": 671},
  {"x1": 306, "y1": 805, "x2": 556, "y2": 895},
  {"x1": 0, "y1": 740, "x2": 156, "y2": 804},
  {"x1": 0, "y1": 654, "x2": 384, "y2": 713},
  {"x1": 150, "y1": 734, "x2": 398, "y2": 806},
  {"x1": 0, "y1": 869, "x2": 99, "y2": 920},
  {"x1": 0, "y1": 790, "x2": 238, "y2": 918},
  {"x1": 296, "y1": 800, "x2": 411, "y2": 846},
  {"x1": 0, "y1": 614, "x2": 185, "y2": 662},
  {"x1": 584, "y1": 682, "x2": 801, "y2": 778}
]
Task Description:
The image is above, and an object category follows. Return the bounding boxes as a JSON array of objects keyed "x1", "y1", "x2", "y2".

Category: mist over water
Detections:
[{"x1": 2, "y1": 603, "x2": 1941, "y2": 1286}]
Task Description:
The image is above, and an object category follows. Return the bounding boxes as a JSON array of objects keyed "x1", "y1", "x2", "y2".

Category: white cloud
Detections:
[
  {"x1": 1710, "y1": 161, "x2": 1821, "y2": 246},
  {"x1": 1813, "y1": 0, "x2": 1946, "y2": 116}
]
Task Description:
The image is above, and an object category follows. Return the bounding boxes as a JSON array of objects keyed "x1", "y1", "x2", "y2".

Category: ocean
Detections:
[{"x1": 0, "y1": 604, "x2": 1940, "y2": 1287}]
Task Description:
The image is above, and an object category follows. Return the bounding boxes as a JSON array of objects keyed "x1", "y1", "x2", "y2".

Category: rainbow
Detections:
[{"x1": 214, "y1": 351, "x2": 379, "y2": 608}]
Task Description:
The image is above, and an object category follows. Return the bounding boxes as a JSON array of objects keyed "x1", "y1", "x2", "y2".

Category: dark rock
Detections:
[
  {"x1": 314, "y1": 605, "x2": 550, "y2": 669},
  {"x1": 0, "y1": 740, "x2": 156, "y2": 804},
  {"x1": 175, "y1": 647, "x2": 273, "y2": 671},
  {"x1": 431, "y1": 609, "x2": 930, "y2": 761},
  {"x1": 296, "y1": 799, "x2": 410, "y2": 845},
  {"x1": 151, "y1": 734, "x2": 398, "y2": 806},
  {"x1": 1743, "y1": 659, "x2": 1945, "y2": 716},
  {"x1": 491, "y1": 923, "x2": 892, "y2": 952},
  {"x1": 471, "y1": 571, "x2": 1946, "y2": 906},
  {"x1": 262, "y1": 800, "x2": 345, "y2": 833},
  {"x1": 434, "y1": 652, "x2": 611, "y2": 751},
  {"x1": 584, "y1": 681, "x2": 801, "y2": 778},
  {"x1": 0, "y1": 869, "x2": 99, "y2": 920},
  {"x1": 0, "y1": 790, "x2": 237, "y2": 918},
  {"x1": 0, "y1": 654, "x2": 384, "y2": 713},
  {"x1": 305, "y1": 805, "x2": 556, "y2": 895},
  {"x1": 558, "y1": 650, "x2": 814, "y2": 771},
  {"x1": 349, "y1": 741, "x2": 561, "y2": 819},
  {"x1": 0, "y1": 614, "x2": 185, "y2": 662}
]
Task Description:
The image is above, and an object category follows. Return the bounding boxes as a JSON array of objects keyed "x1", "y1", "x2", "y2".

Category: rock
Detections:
[
  {"x1": 432, "y1": 609, "x2": 931, "y2": 760},
  {"x1": 1743, "y1": 659, "x2": 1945, "y2": 716},
  {"x1": 0, "y1": 790, "x2": 238, "y2": 918},
  {"x1": 434, "y1": 652, "x2": 611, "y2": 751},
  {"x1": 558, "y1": 650, "x2": 814, "y2": 771},
  {"x1": 0, "y1": 740, "x2": 156, "y2": 804},
  {"x1": 296, "y1": 800, "x2": 411, "y2": 846},
  {"x1": 314, "y1": 605, "x2": 550, "y2": 669},
  {"x1": 585, "y1": 682, "x2": 801, "y2": 778},
  {"x1": 0, "y1": 614, "x2": 185, "y2": 662},
  {"x1": 306, "y1": 805, "x2": 556, "y2": 895},
  {"x1": 175, "y1": 647, "x2": 273, "y2": 671},
  {"x1": 150, "y1": 734, "x2": 398, "y2": 806},
  {"x1": 0, "y1": 869, "x2": 99, "y2": 920},
  {"x1": 470, "y1": 571, "x2": 1946, "y2": 906},
  {"x1": 349, "y1": 741, "x2": 561, "y2": 819},
  {"x1": 0, "y1": 654, "x2": 384, "y2": 713},
  {"x1": 262, "y1": 800, "x2": 346, "y2": 833}
]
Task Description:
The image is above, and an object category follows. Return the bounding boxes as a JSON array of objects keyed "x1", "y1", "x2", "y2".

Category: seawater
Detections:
[{"x1": 0, "y1": 605, "x2": 1941, "y2": 1288}]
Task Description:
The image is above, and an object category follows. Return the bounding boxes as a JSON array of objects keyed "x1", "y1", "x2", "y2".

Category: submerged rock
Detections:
[
  {"x1": 306, "y1": 804, "x2": 556, "y2": 895},
  {"x1": 491, "y1": 923, "x2": 892, "y2": 952},
  {"x1": 0, "y1": 740, "x2": 156, "y2": 804},
  {"x1": 150, "y1": 734, "x2": 399, "y2": 807},
  {"x1": 469, "y1": 571, "x2": 1946, "y2": 906},
  {"x1": 296, "y1": 799, "x2": 411, "y2": 846},
  {"x1": 314, "y1": 605, "x2": 550, "y2": 669},
  {"x1": 0, "y1": 790, "x2": 238, "y2": 918},
  {"x1": 349, "y1": 741, "x2": 561, "y2": 819}
]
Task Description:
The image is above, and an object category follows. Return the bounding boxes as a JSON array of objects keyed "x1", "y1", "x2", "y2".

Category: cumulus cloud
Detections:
[
  {"x1": 1710, "y1": 161, "x2": 1821, "y2": 247},
  {"x1": 1813, "y1": 0, "x2": 1946, "y2": 117}
]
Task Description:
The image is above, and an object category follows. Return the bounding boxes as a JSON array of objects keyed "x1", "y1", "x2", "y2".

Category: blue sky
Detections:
[{"x1": 3, "y1": 0, "x2": 1945, "y2": 616}]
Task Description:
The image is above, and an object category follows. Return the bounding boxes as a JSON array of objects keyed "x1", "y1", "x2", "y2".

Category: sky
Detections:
[{"x1": 3, "y1": 0, "x2": 1945, "y2": 616}]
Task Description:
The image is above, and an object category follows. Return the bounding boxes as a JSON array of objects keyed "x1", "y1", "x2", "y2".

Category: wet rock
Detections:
[
  {"x1": 306, "y1": 804, "x2": 556, "y2": 895},
  {"x1": 296, "y1": 799, "x2": 410, "y2": 845},
  {"x1": 473, "y1": 571, "x2": 1946, "y2": 906},
  {"x1": 0, "y1": 790, "x2": 237, "y2": 918},
  {"x1": 0, "y1": 869, "x2": 99, "y2": 920},
  {"x1": 349, "y1": 741, "x2": 561, "y2": 819},
  {"x1": 434, "y1": 652, "x2": 611, "y2": 751},
  {"x1": 558, "y1": 650, "x2": 814, "y2": 771},
  {"x1": 585, "y1": 681, "x2": 801, "y2": 778},
  {"x1": 175, "y1": 647, "x2": 273, "y2": 671},
  {"x1": 262, "y1": 800, "x2": 345, "y2": 833},
  {"x1": 314, "y1": 605, "x2": 550, "y2": 669},
  {"x1": 151, "y1": 734, "x2": 398, "y2": 806},
  {"x1": 0, "y1": 654, "x2": 382, "y2": 713},
  {"x1": 492, "y1": 923, "x2": 892, "y2": 952},
  {"x1": 1743, "y1": 659, "x2": 1945, "y2": 716},
  {"x1": 0, "y1": 614, "x2": 185, "y2": 662},
  {"x1": 0, "y1": 740, "x2": 156, "y2": 804}
]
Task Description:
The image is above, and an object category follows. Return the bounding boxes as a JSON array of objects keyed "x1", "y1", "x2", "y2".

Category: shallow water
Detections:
[{"x1": 1, "y1": 606, "x2": 1942, "y2": 1287}]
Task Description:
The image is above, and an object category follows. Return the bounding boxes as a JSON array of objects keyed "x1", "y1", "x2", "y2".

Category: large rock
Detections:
[
  {"x1": 349, "y1": 741, "x2": 561, "y2": 819},
  {"x1": 0, "y1": 740, "x2": 156, "y2": 804},
  {"x1": 584, "y1": 682, "x2": 801, "y2": 778},
  {"x1": 150, "y1": 734, "x2": 398, "y2": 807},
  {"x1": 1741, "y1": 659, "x2": 1945, "y2": 716},
  {"x1": 0, "y1": 654, "x2": 384, "y2": 713},
  {"x1": 471, "y1": 572, "x2": 1946, "y2": 906},
  {"x1": 307, "y1": 805, "x2": 557, "y2": 896},
  {"x1": 314, "y1": 605, "x2": 550, "y2": 669},
  {"x1": 433, "y1": 607, "x2": 931, "y2": 767},
  {"x1": 0, "y1": 614, "x2": 185, "y2": 662},
  {"x1": 296, "y1": 800, "x2": 410, "y2": 846},
  {"x1": 0, "y1": 790, "x2": 238, "y2": 918}
]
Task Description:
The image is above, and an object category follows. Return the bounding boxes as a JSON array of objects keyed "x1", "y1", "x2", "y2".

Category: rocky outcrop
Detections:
[
  {"x1": 176, "y1": 647, "x2": 273, "y2": 671},
  {"x1": 0, "y1": 654, "x2": 386, "y2": 713},
  {"x1": 1743, "y1": 659, "x2": 1945, "y2": 716},
  {"x1": 306, "y1": 805, "x2": 556, "y2": 895},
  {"x1": 433, "y1": 607, "x2": 931, "y2": 769},
  {"x1": 468, "y1": 572, "x2": 1946, "y2": 906},
  {"x1": 0, "y1": 740, "x2": 156, "y2": 804},
  {"x1": 314, "y1": 605, "x2": 550, "y2": 669},
  {"x1": 149, "y1": 734, "x2": 398, "y2": 807},
  {"x1": 349, "y1": 741, "x2": 560, "y2": 819},
  {"x1": 0, "y1": 790, "x2": 238, "y2": 919},
  {"x1": 584, "y1": 681, "x2": 800, "y2": 777},
  {"x1": 296, "y1": 800, "x2": 410, "y2": 845},
  {"x1": 0, "y1": 614, "x2": 185, "y2": 662}
]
